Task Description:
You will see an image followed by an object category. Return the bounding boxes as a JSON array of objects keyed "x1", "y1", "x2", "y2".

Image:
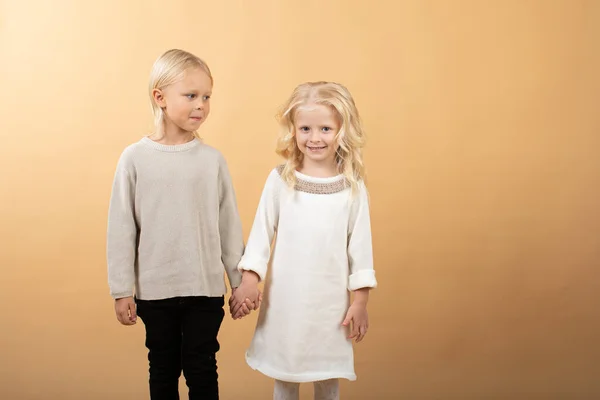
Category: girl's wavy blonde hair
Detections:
[
  {"x1": 276, "y1": 81, "x2": 366, "y2": 193},
  {"x1": 148, "y1": 49, "x2": 213, "y2": 140}
]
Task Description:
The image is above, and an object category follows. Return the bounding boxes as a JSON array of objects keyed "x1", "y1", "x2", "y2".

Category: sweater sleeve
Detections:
[
  {"x1": 217, "y1": 156, "x2": 245, "y2": 289},
  {"x1": 237, "y1": 169, "x2": 280, "y2": 281},
  {"x1": 107, "y1": 155, "x2": 138, "y2": 299},
  {"x1": 347, "y1": 181, "x2": 378, "y2": 291}
]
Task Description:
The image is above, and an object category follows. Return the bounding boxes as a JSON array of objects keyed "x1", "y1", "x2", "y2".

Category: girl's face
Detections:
[
  {"x1": 294, "y1": 103, "x2": 340, "y2": 168},
  {"x1": 153, "y1": 67, "x2": 212, "y2": 136}
]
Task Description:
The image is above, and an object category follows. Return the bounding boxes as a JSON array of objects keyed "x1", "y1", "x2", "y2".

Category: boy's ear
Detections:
[{"x1": 152, "y1": 89, "x2": 166, "y2": 107}]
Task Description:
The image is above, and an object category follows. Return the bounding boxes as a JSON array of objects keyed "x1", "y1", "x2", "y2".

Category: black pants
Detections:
[{"x1": 136, "y1": 296, "x2": 225, "y2": 400}]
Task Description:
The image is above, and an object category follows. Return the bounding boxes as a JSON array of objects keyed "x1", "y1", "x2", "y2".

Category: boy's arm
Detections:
[
  {"x1": 107, "y1": 160, "x2": 138, "y2": 300},
  {"x1": 217, "y1": 155, "x2": 245, "y2": 289}
]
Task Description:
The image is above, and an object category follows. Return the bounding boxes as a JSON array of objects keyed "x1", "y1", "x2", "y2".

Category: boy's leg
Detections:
[
  {"x1": 181, "y1": 296, "x2": 225, "y2": 400},
  {"x1": 274, "y1": 380, "x2": 300, "y2": 400},
  {"x1": 136, "y1": 297, "x2": 183, "y2": 400},
  {"x1": 313, "y1": 379, "x2": 339, "y2": 400}
]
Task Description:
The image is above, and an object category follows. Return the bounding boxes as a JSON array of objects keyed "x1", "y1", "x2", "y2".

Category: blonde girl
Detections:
[{"x1": 230, "y1": 81, "x2": 377, "y2": 400}]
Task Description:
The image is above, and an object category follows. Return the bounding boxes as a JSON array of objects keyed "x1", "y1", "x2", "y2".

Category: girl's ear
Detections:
[{"x1": 152, "y1": 89, "x2": 166, "y2": 108}]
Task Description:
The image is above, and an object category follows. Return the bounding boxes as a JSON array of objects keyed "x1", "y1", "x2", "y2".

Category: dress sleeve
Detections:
[
  {"x1": 237, "y1": 169, "x2": 280, "y2": 281},
  {"x1": 347, "y1": 181, "x2": 378, "y2": 290}
]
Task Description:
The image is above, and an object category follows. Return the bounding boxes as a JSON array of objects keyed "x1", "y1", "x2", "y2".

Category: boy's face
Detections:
[
  {"x1": 153, "y1": 67, "x2": 212, "y2": 135},
  {"x1": 294, "y1": 103, "x2": 340, "y2": 167}
]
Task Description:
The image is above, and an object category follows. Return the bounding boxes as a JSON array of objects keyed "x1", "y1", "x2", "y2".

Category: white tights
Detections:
[{"x1": 273, "y1": 379, "x2": 339, "y2": 400}]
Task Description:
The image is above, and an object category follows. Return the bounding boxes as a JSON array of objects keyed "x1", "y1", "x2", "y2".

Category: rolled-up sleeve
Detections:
[{"x1": 347, "y1": 182, "x2": 377, "y2": 291}]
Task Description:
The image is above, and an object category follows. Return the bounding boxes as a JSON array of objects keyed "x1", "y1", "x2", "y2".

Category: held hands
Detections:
[
  {"x1": 229, "y1": 271, "x2": 262, "y2": 320},
  {"x1": 115, "y1": 296, "x2": 137, "y2": 326}
]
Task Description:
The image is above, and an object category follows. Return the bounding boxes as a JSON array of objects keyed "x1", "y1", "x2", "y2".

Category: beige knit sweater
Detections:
[{"x1": 107, "y1": 137, "x2": 244, "y2": 300}]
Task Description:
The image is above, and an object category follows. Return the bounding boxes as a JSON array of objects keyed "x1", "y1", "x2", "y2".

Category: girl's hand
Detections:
[
  {"x1": 230, "y1": 271, "x2": 261, "y2": 318},
  {"x1": 229, "y1": 288, "x2": 253, "y2": 319},
  {"x1": 115, "y1": 296, "x2": 137, "y2": 326},
  {"x1": 230, "y1": 281, "x2": 260, "y2": 318},
  {"x1": 342, "y1": 302, "x2": 369, "y2": 342},
  {"x1": 230, "y1": 289, "x2": 263, "y2": 320}
]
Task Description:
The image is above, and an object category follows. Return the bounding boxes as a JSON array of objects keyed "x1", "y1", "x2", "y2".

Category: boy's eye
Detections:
[
  {"x1": 186, "y1": 94, "x2": 196, "y2": 99},
  {"x1": 203, "y1": 95, "x2": 211, "y2": 100}
]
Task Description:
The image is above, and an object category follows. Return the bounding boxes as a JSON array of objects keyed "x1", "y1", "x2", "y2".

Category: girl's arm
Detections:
[
  {"x1": 230, "y1": 169, "x2": 280, "y2": 316},
  {"x1": 343, "y1": 181, "x2": 377, "y2": 342},
  {"x1": 237, "y1": 169, "x2": 280, "y2": 281},
  {"x1": 347, "y1": 181, "x2": 377, "y2": 291}
]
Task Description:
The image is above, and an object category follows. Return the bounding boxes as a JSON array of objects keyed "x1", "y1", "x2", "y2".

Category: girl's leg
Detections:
[
  {"x1": 313, "y1": 379, "x2": 339, "y2": 400},
  {"x1": 274, "y1": 380, "x2": 300, "y2": 400}
]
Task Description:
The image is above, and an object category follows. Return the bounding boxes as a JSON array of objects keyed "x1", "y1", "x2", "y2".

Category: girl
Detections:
[
  {"x1": 107, "y1": 48, "x2": 258, "y2": 400},
  {"x1": 230, "y1": 82, "x2": 377, "y2": 400}
]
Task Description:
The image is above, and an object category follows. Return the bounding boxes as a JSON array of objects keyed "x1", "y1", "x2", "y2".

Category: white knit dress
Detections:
[{"x1": 238, "y1": 166, "x2": 377, "y2": 383}]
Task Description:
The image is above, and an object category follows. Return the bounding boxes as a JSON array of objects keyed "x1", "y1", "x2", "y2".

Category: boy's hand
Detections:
[
  {"x1": 115, "y1": 296, "x2": 137, "y2": 325},
  {"x1": 342, "y1": 301, "x2": 369, "y2": 342}
]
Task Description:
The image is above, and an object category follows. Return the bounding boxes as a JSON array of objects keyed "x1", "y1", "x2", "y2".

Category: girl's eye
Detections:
[
  {"x1": 299, "y1": 126, "x2": 310, "y2": 132},
  {"x1": 186, "y1": 94, "x2": 196, "y2": 99},
  {"x1": 322, "y1": 127, "x2": 331, "y2": 132}
]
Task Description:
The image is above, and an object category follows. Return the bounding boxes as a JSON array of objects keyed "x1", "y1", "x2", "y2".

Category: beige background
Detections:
[{"x1": 1, "y1": 1, "x2": 599, "y2": 399}]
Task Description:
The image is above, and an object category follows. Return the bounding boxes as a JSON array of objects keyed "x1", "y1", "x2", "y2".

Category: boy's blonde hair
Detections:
[
  {"x1": 148, "y1": 49, "x2": 213, "y2": 139},
  {"x1": 276, "y1": 81, "x2": 366, "y2": 193}
]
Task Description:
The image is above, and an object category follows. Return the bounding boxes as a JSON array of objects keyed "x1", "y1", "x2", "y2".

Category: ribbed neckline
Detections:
[
  {"x1": 275, "y1": 165, "x2": 348, "y2": 194},
  {"x1": 294, "y1": 169, "x2": 345, "y2": 184},
  {"x1": 140, "y1": 136, "x2": 200, "y2": 152}
]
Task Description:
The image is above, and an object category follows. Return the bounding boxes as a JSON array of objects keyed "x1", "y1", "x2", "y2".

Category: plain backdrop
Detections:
[{"x1": 1, "y1": 1, "x2": 599, "y2": 399}]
